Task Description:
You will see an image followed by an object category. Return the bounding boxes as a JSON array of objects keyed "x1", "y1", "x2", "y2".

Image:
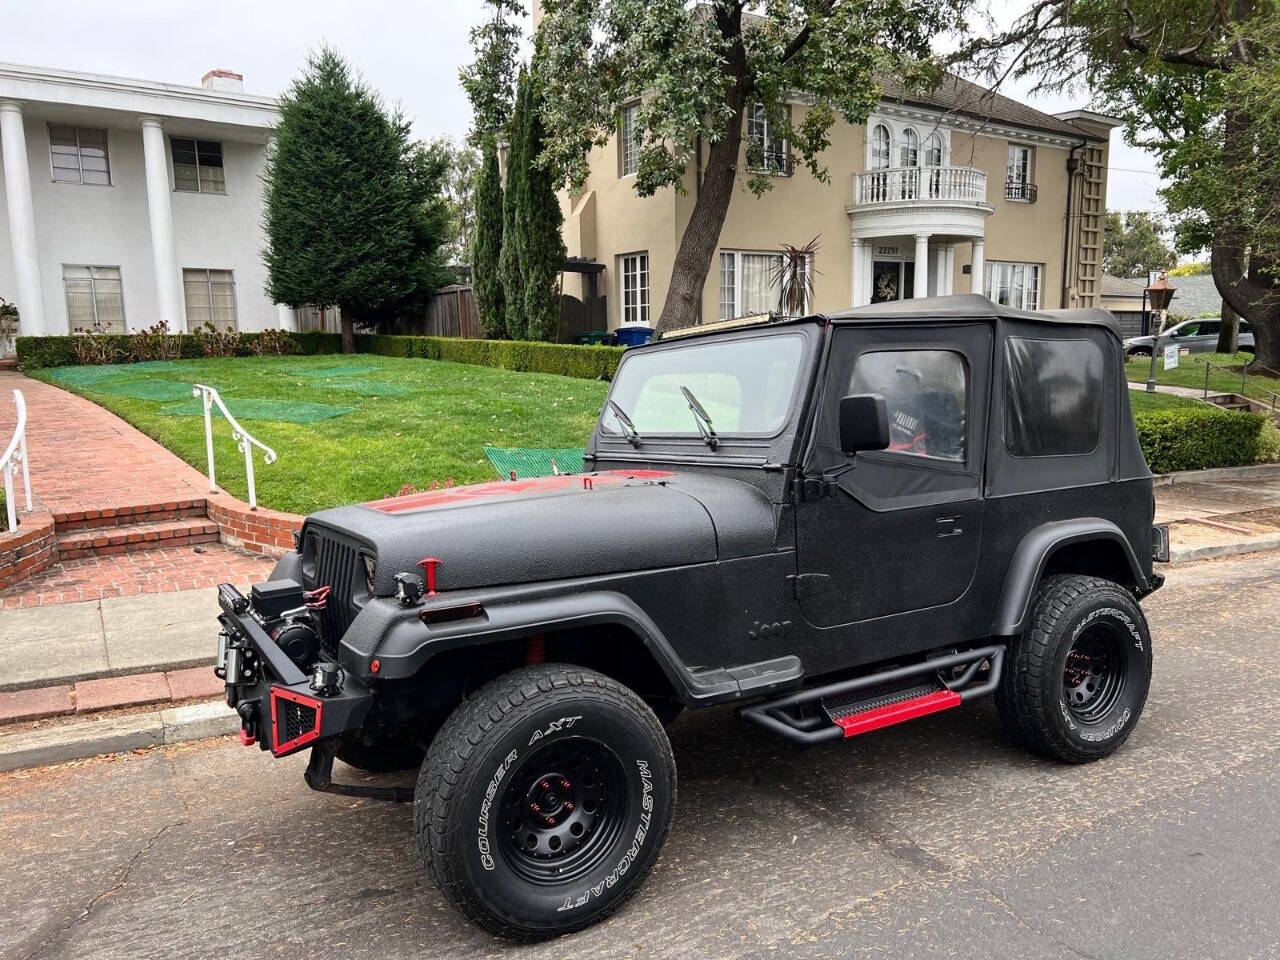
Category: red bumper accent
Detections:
[
  {"x1": 833, "y1": 689, "x2": 961, "y2": 738},
  {"x1": 238, "y1": 728, "x2": 256, "y2": 747},
  {"x1": 269, "y1": 686, "x2": 324, "y2": 757}
]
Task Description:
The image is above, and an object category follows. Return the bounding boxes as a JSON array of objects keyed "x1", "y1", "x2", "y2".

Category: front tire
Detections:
[
  {"x1": 996, "y1": 575, "x2": 1152, "y2": 763},
  {"x1": 414, "y1": 665, "x2": 676, "y2": 941}
]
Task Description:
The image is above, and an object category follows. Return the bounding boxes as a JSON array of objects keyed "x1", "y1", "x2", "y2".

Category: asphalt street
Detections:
[{"x1": 2, "y1": 552, "x2": 1278, "y2": 960}]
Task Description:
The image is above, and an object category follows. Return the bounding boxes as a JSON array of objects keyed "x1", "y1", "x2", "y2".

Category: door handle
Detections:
[{"x1": 936, "y1": 516, "x2": 964, "y2": 538}]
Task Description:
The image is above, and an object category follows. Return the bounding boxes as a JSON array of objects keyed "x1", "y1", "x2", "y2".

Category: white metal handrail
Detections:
[
  {"x1": 852, "y1": 165, "x2": 988, "y2": 206},
  {"x1": 193, "y1": 384, "x2": 277, "y2": 510},
  {"x1": 1, "y1": 389, "x2": 32, "y2": 532}
]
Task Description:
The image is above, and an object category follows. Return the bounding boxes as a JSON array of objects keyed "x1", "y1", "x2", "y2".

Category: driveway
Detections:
[{"x1": 2, "y1": 551, "x2": 1278, "y2": 960}]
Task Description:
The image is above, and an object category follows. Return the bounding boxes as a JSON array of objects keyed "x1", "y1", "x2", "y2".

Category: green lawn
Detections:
[
  {"x1": 36, "y1": 355, "x2": 607, "y2": 515},
  {"x1": 1125, "y1": 351, "x2": 1280, "y2": 405},
  {"x1": 1128, "y1": 389, "x2": 1214, "y2": 414}
]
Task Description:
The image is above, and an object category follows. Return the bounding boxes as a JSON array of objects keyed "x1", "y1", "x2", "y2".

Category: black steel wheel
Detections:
[
  {"x1": 996, "y1": 574, "x2": 1153, "y2": 763},
  {"x1": 414, "y1": 664, "x2": 676, "y2": 941}
]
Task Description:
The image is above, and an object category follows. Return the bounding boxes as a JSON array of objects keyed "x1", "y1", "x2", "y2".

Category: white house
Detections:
[{"x1": 0, "y1": 62, "x2": 296, "y2": 342}]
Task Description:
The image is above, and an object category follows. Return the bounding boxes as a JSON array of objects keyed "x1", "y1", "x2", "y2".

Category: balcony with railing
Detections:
[
  {"x1": 1005, "y1": 179, "x2": 1038, "y2": 202},
  {"x1": 851, "y1": 165, "x2": 988, "y2": 208}
]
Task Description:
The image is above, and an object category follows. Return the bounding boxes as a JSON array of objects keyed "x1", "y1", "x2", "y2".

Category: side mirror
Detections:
[{"x1": 839, "y1": 393, "x2": 891, "y2": 455}]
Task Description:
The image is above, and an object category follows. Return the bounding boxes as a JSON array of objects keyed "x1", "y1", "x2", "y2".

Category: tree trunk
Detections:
[
  {"x1": 1217, "y1": 299, "x2": 1240, "y2": 354},
  {"x1": 654, "y1": 17, "x2": 750, "y2": 335},
  {"x1": 1211, "y1": 238, "x2": 1280, "y2": 372},
  {"x1": 339, "y1": 305, "x2": 356, "y2": 355}
]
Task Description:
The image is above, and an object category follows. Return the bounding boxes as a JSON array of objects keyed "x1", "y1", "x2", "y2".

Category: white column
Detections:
[
  {"x1": 913, "y1": 233, "x2": 930, "y2": 299},
  {"x1": 850, "y1": 238, "x2": 863, "y2": 307},
  {"x1": 932, "y1": 246, "x2": 947, "y2": 298},
  {"x1": 863, "y1": 247, "x2": 874, "y2": 305},
  {"x1": 275, "y1": 304, "x2": 297, "y2": 331},
  {"x1": 970, "y1": 239, "x2": 985, "y2": 295},
  {"x1": 0, "y1": 101, "x2": 46, "y2": 336},
  {"x1": 943, "y1": 245, "x2": 956, "y2": 295},
  {"x1": 140, "y1": 117, "x2": 185, "y2": 332}
]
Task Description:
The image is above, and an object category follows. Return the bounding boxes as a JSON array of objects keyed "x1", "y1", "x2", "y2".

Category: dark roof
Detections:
[
  {"x1": 877, "y1": 73, "x2": 1098, "y2": 140},
  {"x1": 1101, "y1": 275, "x2": 1147, "y2": 299},
  {"x1": 825, "y1": 293, "x2": 1122, "y2": 337}
]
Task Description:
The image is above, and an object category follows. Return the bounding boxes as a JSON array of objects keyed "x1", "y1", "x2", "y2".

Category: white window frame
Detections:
[
  {"x1": 63, "y1": 265, "x2": 126, "y2": 332},
  {"x1": 183, "y1": 268, "x2": 239, "y2": 332},
  {"x1": 864, "y1": 116, "x2": 951, "y2": 170},
  {"x1": 619, "y1": 252, "x2": 650, "y2": 325},
  {"x1": 619, "y1": 103, "x2": 640, "y2": 178},
  {"x1": 984, "y1": 261, "x2": 1042, "y2": 310},
  {"x1": 170, "y1": 136, "x2": 227, "y2": 194},
  {"x1": 746, "y1": 103, "x2": 790, "y2": 175},
  {"x1": 718, "y1": 249, "x2": 813, "y2": 320},
  {"x1": 1007, "y1": 143, "x2": 1034, "y2": 199},
  {"x1": 48, "y1": 125, "x2": 112, "y2": 186}
]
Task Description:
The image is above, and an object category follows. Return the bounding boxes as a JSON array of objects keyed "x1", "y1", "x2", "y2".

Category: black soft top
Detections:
[{"x1": 824, "y1": 294, "x2": 1123, "y2": 339}]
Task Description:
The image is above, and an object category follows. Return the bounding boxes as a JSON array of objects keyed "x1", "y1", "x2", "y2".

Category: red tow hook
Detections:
[
  {"x1": 303, "y1": 585, "x2": 331, "y2": 609},
  {"x1": 239, "y1": 728, "x2": 256, "y2": 747}
]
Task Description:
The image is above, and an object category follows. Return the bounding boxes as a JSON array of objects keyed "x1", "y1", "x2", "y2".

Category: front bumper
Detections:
[{"x1": 215, "y1": 583, "x2": 373, "y2": 757}]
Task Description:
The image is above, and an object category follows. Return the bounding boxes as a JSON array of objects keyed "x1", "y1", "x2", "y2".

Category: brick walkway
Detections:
[
  {"x1": 0, "y1": 542, "x2": 274, "y2": 608},
  {"x1": 0, "y1": 369, "x2": 281, "y2": 604}
]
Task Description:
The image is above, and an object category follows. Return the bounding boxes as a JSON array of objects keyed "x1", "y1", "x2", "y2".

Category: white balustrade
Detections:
[
  {"x1": 852, "y1": 165, "x2": 988, "y2": 206},
  {"x1": 1, "y1": 389, "x2": 31, "y2": 532},
  {"x1": 193, "y1": 384, "x2": 277, "y2": 510}
]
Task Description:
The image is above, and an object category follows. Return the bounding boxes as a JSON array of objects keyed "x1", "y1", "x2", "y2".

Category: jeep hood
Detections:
[{"x1": 304, "y1": 469, "x2": 777, "y2": 595}]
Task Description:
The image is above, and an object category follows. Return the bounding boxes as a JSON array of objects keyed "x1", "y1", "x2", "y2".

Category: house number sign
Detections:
[{"x1": 875, "y1": 245, "x2": 901, "y2": 256}]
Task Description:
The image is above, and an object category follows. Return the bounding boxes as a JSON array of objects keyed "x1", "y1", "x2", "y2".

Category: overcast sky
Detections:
[{"x1": 1, "y1": 0, "x2": 1163, "y2": 212}]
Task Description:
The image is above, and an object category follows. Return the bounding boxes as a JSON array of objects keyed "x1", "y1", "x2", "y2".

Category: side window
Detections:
[
  {"x1": 1004, "y1": 338, "x2": 1103, "y2": 457},
  {"x1": 1198, "y1": 320, "x2": 1220, "y2": 336},
  {"x1": 849, "y1": 350, "x2": 967, "y2": 461}
]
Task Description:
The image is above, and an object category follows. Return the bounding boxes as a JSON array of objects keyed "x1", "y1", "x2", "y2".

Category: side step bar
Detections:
[{"x1": 739, "y1": 644, "x2": 1005, "y2": 745}]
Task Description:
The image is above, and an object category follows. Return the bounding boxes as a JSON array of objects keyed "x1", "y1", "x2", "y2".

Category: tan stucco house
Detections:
[{"x1": 557, "y1": 73, "x2": 1120, "y2": 331}]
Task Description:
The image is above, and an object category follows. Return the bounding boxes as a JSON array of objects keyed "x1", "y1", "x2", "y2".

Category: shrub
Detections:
[
  {"x1": 249, "y1": 328, "x2": 297, "y2": 356},
  {"x1": 1135, "y1": 406, "x2": 1275, "y2": 473},
  {"x1": 131, "y1": 321, "x2": 183, "y2": 362},
  {"x1": 192, "y1": 322, "x2": 243, "y2": 358},
  {"x1": 69, "y1": 330, "x2": 124, "y2": 365},
  {"x1": 18, "y1": 330, "x2": 343, "y2": 369},
  {"x1": 355, "y1": 335, "x2": 623, "y2": 380}
]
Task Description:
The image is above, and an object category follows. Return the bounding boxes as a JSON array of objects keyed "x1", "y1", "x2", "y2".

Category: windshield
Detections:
[{"x1": 601, "y1": 333, "x2": 806, "y2": 438}]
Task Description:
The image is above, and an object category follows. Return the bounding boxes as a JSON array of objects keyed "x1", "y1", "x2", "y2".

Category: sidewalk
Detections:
[{"x1": 1156, "y1": 466, "x2": 1280, "y2": 562}]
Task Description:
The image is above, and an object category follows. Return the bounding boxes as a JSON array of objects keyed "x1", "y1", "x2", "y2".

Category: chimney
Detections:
[{"x1": 201, "y1": 69, "x2": 244, "y2": 93}]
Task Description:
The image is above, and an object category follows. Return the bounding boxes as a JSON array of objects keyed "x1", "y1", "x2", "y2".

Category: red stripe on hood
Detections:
[{"x1": 363, "y1": 470, "x2": 676, "y2": 514}]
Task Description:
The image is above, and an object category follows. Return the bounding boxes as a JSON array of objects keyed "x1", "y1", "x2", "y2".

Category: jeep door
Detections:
[{"x1": 794, "y1": 323, "x2": 991, "y2": 631}]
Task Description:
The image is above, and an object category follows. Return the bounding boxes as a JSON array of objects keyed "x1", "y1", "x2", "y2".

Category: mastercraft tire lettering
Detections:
[{"x1": 414, "y1": 664, "x2": 676, "y2": 941}]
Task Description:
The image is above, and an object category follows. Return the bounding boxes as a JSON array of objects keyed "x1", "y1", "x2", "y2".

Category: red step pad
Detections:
[{"x1": 831, "y1": 688, "x2": 961, "y2": 738}]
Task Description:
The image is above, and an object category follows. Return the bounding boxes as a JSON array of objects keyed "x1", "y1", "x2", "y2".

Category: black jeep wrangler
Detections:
[{"x1": 215, "y1": 294, "x2": 1167, "y2": 940}]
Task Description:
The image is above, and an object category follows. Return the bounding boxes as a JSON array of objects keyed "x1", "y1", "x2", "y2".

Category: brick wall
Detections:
[
  {"x1": 205, "y1": 494, "x2": 303, "y2": 557},
  {"x1": 0, "y1": 511, "x2": 57, "y2": 590}
]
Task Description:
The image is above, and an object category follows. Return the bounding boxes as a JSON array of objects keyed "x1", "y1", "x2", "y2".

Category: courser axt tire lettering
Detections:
[
  {"x1": 413, "y1": 664, "x2": 676, "y2": 941},
  {"x1": 995, "y1": 574, "x2": 1153, "y2": 764}
]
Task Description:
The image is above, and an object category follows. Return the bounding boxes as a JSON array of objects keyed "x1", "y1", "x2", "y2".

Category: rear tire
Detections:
[
  {"x1": 414, "y1": 664, "x2": 676, "y2": 941},
  {"x1": 996, "y1": 575, "x2": 1152, "y2": 764}
]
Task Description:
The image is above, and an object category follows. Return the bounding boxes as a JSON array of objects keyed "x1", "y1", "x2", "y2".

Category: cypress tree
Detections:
[
  {"x1": 520, "y1": 70, "x2": 567, "y2": 342},
  {"x1": 264, "y1": 47, "x2": 445, "y2": 352},
  {"x1": 471, "y1": 140, "x2": 506, "y2": 337},
  {"x1": 500, "y1": 71, "x2": 530, "y2": 340}
]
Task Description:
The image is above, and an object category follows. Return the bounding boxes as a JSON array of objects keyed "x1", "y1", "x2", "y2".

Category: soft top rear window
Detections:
[{"x1": 1004, "y1": 337, "x2": 1103, "y2": 457}]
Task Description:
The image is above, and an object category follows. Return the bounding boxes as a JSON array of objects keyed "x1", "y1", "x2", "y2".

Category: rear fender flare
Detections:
[{"x1": 992, "y1": 519, "x2": 1147, "y2": 636}]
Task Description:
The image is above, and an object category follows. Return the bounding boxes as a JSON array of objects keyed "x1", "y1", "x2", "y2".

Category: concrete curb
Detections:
[
  {"x1": 1155, "y1": 463, "x2": 1280, "y2": 487},
  {"x1": 0, "y1": 656, "x2": 214, "y2": 695},
  {"x1": 0, "y1": 699, "x2": 238, "y2": 773},
  {"x1": 1167, "y1": 534, "x2": 1280, "y2": 565}
]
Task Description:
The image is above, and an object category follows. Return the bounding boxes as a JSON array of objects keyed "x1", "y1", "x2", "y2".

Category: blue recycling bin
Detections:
[{"x1": 614, "y1": 326, "x2": 654, "y2": 347}]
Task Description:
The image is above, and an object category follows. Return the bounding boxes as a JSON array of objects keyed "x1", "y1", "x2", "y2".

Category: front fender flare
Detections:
[
  {"x1": 354, "y1": 590, "x2": 734, "y2": 705},
  {"x1": 991, "y1": 519, "x2": 1147, "y2": 637}
]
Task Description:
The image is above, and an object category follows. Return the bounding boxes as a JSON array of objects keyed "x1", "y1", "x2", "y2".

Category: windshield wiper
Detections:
[
  {"x1": 680, "y1": 386, "x2": 719, "y2": 450},
  {"x1": 607, "y1": 399, "x2": 641, "y2": 447}
]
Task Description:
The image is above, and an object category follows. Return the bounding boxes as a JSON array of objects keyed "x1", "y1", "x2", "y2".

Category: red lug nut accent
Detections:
[
  {"x1": 540, "y1": 780, "x2": 551, "y2": 792},
  {"x1": 544, "y1": 816, "x2": 556, "y2": 826},
  {"x1": 564, "y1": 801, "x2": 575, "y2": 812},
  {"x1": 560, "y1": 779, "x2": 571, "y2": 790},
  {"x1": 529, "y1": 802, "x2": 541, "y2": 813}
]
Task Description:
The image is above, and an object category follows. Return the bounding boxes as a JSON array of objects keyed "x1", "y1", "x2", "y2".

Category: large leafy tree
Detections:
[
  {"x1": 1104, "y1": 210, "x2": 1176, "y2": 279},
  {"x1": 956, "y1": 0, "x2": 1280, "y2": 370},
  {"x1": 430, "y1": 137, "x2": 481, "y2": 265},
  {"x1": 537, "y1": 0, "x2": 971, "y2": 333},
  {"x1": 265, "y1": 48, "x2": 448, "y2": 352},
  {"x1": 501, "y1": 70, "x2": 531, "y2": 338}
]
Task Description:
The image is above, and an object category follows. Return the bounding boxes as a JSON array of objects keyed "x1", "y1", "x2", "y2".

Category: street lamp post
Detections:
[{"x1": 1145, "y1": 273, "x2": 1177, "y2": 393}]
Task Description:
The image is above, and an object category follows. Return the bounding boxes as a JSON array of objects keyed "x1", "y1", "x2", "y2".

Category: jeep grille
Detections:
[{"x1": 309, "y1": 530, "x2": 362, "y2": 650}]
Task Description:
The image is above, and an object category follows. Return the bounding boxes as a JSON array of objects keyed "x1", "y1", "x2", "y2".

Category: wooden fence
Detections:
[{"x1": 426, "y1": 285, "x2": 481, "y2": 339}]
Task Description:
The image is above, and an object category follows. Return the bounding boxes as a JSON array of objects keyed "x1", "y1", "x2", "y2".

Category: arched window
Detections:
[
  {"x1": 900, "y1": 128, "x2": 919, "y2": 167},
  {"x1": 923, "y1": 132, "x2": 943, "y2": 198},
  {"x1": 871, "y1": 124, "x2": 891, "y2": 169}
]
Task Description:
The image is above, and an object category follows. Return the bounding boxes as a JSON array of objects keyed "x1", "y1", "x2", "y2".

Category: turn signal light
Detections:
[{"x1": 419, "y1": 602, "x2": 485, "y2": 625}]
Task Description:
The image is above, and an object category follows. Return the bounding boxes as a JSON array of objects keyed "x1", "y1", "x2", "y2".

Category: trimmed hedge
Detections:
[
  {"x1": 16, "y1": 331, "x2": 344, "y2": 369},
  {"x1": 355, "y1": 335, "x2": 624, "y2": 380},
  {"x1": 1135, "y1": 406, "x2": 1280, "y2": 473}
]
